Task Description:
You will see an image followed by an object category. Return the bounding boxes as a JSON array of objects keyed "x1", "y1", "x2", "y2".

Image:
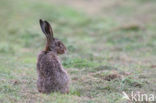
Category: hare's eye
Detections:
[{"x1": 57, "y1": 42, "x2": 61, "y2": 46}]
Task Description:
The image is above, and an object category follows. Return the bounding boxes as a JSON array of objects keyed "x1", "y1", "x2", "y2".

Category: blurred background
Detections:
[{"x1": 0, "y1": 0, "x2": 156, "y2": 102}]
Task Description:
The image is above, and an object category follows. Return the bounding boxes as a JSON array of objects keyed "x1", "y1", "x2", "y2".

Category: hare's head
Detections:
[{"x1": 39, "y1": 19, "x2": 66, "y2": 54}]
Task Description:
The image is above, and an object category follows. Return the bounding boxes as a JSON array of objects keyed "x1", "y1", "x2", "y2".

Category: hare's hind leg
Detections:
[{"x1": 60, "y1": 85, "x2": 69, "y2": 94}]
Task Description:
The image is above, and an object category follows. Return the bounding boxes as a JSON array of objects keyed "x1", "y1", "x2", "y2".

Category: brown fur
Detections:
[{"x1": 37, "y1": 19, "x2": 69, "y2": 94}]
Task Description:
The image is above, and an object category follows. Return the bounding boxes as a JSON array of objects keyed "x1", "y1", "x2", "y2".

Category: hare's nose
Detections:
[{"x1": 64, "y1": 50, "x2": 67, "y2": 54}]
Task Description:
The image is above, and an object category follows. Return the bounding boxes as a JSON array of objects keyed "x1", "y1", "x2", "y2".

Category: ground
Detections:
[{"x1": 0, "y1": 0, "x2": 156, "y2": 103}]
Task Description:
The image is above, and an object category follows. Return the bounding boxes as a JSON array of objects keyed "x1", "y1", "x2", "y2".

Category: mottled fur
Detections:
[{"x1": 37, "y1": 19, "x2": 69, "y2": 94}]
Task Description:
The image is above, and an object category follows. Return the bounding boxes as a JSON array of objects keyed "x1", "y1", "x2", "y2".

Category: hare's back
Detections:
[{"x1": 37, "y1": 51, "x2": 61, "y2": 76}]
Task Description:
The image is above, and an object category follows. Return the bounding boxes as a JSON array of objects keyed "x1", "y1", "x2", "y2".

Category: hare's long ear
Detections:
[{"x1": 39, "y1": 19, "x2": 54, "y2": 41}]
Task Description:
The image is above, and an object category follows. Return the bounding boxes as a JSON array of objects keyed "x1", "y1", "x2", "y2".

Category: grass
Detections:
[{"x1": 0, "y1": 0, "x2": 156, "y2": 102}]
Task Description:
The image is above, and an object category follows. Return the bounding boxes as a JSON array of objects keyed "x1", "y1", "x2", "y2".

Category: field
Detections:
[{"x1": 0, "y1": 0, "x2": 156, "y2": 103}]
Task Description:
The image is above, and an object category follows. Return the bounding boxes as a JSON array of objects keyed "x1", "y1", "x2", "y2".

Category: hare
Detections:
[{"x1": 37, "y1": 19, "x2": 69, "y2": 94}]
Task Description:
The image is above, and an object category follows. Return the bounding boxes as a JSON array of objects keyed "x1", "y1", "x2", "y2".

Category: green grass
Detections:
[{"x1": 0, "y1": 0, "x2": 156, "y2": 102}]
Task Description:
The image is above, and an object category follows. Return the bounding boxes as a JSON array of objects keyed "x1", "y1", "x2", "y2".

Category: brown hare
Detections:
[{"x1": 37, "y1": 19, "x2": 69, "y2": 94}]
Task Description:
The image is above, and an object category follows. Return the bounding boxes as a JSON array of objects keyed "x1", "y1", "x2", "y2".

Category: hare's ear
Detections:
[{"x1": 39, "y1": 19, "x2": 54, "y2": 41}]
